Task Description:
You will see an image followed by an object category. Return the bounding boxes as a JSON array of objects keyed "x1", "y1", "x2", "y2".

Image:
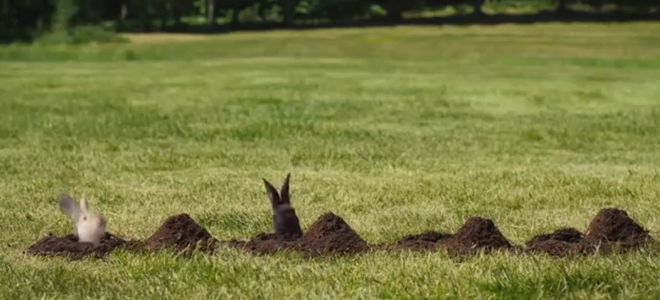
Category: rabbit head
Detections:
[
  {"x1": 263, "y1": 173, "x2": 303, "y2": 240},
  {"x1": 59, "y1": 194, "x2": 106, "y2": 245}
]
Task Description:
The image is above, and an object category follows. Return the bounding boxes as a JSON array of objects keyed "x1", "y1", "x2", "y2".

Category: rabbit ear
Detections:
[
  {"x1": 98, "y1": 197, "x2": 104, "y2": 215},
  {"x1": 280, "y1": 173, "x2": 291, "y2": 205},
  {"x1": 263, "y1": 178, "x2": 281, "y2": 208},
  {"x1": 59, "y1": 194, "x2": 80, "y2": 219},
  {"x1": 80, "y1": 198, "x2": 89, "y2": 213}
]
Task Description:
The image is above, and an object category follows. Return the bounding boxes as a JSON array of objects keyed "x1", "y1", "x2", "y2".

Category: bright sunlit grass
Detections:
[{"x1": 1, "y1": 23, "x2": 659, "y2": 299}]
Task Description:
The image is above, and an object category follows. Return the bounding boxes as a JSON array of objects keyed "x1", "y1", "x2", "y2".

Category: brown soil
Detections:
[
  {"x1": 530, "y1": 240, "x2": 581, "y2": 257},
  {"x1": 525, "y1": 209, "x2": 654, "y2": 257},
  {"x1": 25, "y1": 233, "x2": 126, "y2": 260},
  {"x1": 298, "y1": 212, "x2": 369, "y2": 256},
  {"x1": 525, "y1": 228, "x2": 583, "y2": 257},
  {"x1": 583, "y1": 208, "x2": 651, "y2": 247},
  {"x1": 143, "y1": 214, "x2": 218, "y2": 255},
  {"x1": 390, "y1": 231, "x2": 453, "y2": 251},
  {"x1": 443, "y1": 217, "x2": 513, "y2": 255},
  {"x1": 527, "y1": 228, "x2": 584, "y2": 245},
  {"x1": 226, "y1": 212, "x2": 368, "y2": 256},
  {"x1": 27, "y1": 208, "x2": 656, "y2": 259}
]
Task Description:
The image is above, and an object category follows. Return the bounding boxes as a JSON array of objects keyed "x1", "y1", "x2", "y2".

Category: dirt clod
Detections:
[
  {"x1": 298, "y1": 212, "x2": 369, "y2": 256},
  {"x1": 25, "y1": 233, "x2": 126, "y2": 259},
  {"x1": 144, "y1": 214, "x2": 218, "y2": 255},
  {"x1": 444, "y1": 217, "x2": 513, "y2": 255}
]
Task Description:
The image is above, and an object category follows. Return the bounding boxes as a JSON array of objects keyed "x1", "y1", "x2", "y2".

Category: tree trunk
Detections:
[
  {"x1": 2, "y1": 0, "x2": 9, "y2": 17},
  {"x1": 472, "y1": 0, "x2": 486, "y2": 16},
  {"x1": 258, "y1": 2, "x2": 267, "y2": 22},
  {"x1": 232, "y1": 5, "x2": 240, "y2": 26},
  {"x1": 385, "y1": 1, "x2": 403, "y2": 21},
  {"x1": 207, "y1": 0, "x2": 215, "y2": 25},
  {"x1": 120, "y1": 1, "x2": 128, "y2": 22},
  {"x1": 173, "y1": 1, "x2": 182, "y2": 26},
  {"x1": 282, "y1": 0, "x2": 294, "y2": 25},
  {"x1": 556, "y1": 0, "x2": 569, "y2": 14},
  {"x1": 174, "y1": 13, "x2": 182, "y2": 26}
]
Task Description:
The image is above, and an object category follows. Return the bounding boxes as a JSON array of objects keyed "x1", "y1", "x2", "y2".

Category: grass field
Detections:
[{"x1": 1, "y1": 23, "x2": 660, "y2": 299}]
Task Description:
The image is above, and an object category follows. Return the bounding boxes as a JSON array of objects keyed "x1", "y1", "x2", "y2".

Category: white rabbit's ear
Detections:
[
  {"x1": 98, "y1": 198, "x2": 104, "y2": 216},
  {"x1": 80, "y1": 198, "x2": 89, "y2": 213},
  {"x1": 59, "y1": 194, "x2": 80, "y2": 219}
]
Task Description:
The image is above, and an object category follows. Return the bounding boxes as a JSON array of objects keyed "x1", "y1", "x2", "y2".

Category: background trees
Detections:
[{"x1": 2, "y1": 0, "x2": 659, "y2": 43}]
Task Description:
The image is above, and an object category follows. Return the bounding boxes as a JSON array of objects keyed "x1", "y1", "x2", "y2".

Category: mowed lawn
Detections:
[{"x1": 1, "y1": 23, "x2": 660, "y2": 299}]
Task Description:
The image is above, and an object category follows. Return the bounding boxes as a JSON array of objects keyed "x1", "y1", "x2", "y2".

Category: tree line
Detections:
[{"x1": 2, "y1": 0, "x2": 659, "y2": 42}]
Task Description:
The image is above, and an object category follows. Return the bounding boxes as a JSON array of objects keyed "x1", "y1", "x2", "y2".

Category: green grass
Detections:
[{"x1": 1, "y1": 23, "x2": 660, "y2": 299}]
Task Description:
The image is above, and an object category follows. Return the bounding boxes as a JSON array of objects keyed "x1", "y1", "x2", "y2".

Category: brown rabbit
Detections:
[{"x1": 263, "y1": 173, "x2": 303, "y2": 240}]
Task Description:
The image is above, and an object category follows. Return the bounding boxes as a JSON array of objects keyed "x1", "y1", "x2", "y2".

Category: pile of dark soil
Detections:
[
  {"x1": 525, "y1": 228, "x2": 583, "y2": 257},
  {"x1": 584, "y1": 208, "x2": 651, "y2": 245},
  {"x1": 26, "y1": 214, "x2": 219, "y2": 258},
  {"x1": 25, "y1": 233, "x2": 126, "y2": 260},
  {"x1": 581, "y1": 208, "x2": 652, "y2": 253},
  {"x1": 525, "y1": 208, "x2": 654, "y2": 257},
  {"x1": 298, "y1": 212, "x2": 369, "y2": 256},
  {"x1": 143, "y1": 214, "x2": 218, "y2": 255},
  {"x1": 390, "y1": 231, "x2": 452, "y2": 251},
  {"x1": 226, "y1": 212, "x2": 369, "y2": 256},
  {"x1": 26, "y1": 207, "x2": 656, "y2": 260},
  {"x1": 443, "y1": 217, "x2": 513, "y2": 255}
]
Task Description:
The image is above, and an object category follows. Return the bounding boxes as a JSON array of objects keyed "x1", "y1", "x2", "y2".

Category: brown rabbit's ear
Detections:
[
  {"x1": 263, "y1": 178, "x2": 280, "y2": 208},
  {"x1": 280, "y1": 173, "x2": 291, "y2": 205}
]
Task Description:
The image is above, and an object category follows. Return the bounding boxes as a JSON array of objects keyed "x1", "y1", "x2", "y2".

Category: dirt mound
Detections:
[
  {"x1": 144, "y1": 214, "x2": 218, "y2": 255},
  {"x1": 525, "y1": 209, "x2": 655, "y2": 257},
  {"x1": 391, "y1": 231, "x2": 452, "y2": 251},
  {"x1": 224, "y1": 212, "x2": 368, "y2": 256},
  {"x1": 26, "y1": 208, "x2": 656, "y2": 259},
  {"x1": 525, "y1": 228, "x2": 583, "y2": 257},
  {"x1": 298, "y1": 212, "x2": 369, "y2": 255},
  {"x1": 583, "y1": 208, "x2": 651, "y2": 248},
  {"x1": 25, "y1": 233, "x2": 126, "y2": 259},
  {"x1": 444, "y1": 217, "x2": 513, "y2": 255}
]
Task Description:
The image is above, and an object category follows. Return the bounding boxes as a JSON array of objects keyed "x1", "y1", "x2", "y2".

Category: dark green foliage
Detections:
[
  {"x1": 0, "y1": 0, "x2": 56, "y2": 42},
  {"x1": 2, "y1": 0, "x2": 660, "y2": 42},
  {"x1": 37, "y1": 25, "x2": 128, "y2": 44}
]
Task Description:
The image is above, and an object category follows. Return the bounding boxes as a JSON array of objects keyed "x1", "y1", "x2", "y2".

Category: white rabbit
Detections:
[{"x1": 59, "y1": 194, "x2": 106, "y2": 245}]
